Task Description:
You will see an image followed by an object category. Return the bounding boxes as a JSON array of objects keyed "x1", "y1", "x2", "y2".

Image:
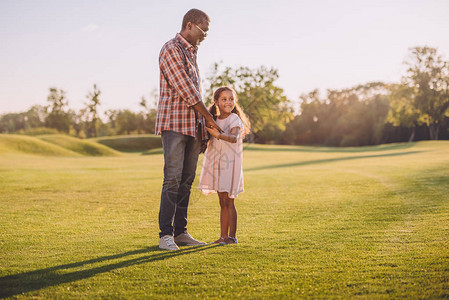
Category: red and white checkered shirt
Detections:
[{"x1": 155, "y1": 33, "x2": 207, "y2": 139}]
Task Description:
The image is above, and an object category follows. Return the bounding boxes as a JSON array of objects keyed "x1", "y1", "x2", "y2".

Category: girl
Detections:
[{"x1": 198, "y1": 86, "x2": 251, "y2": 245}]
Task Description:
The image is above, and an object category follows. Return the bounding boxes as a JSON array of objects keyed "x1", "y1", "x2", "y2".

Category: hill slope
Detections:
[
  {"x1": 0, "y1": 134, "x2": 81, "y2": 156},
  {"x1": 38, "y1": 134, "x2": 121, "y2": 156}
]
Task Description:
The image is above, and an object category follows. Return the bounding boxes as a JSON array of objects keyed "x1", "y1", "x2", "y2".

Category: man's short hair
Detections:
[{"x1": 182, "y1": 9, "x2": 210, "y2": 29}]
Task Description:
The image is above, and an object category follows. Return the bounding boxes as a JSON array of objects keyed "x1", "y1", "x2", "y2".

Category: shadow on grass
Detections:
[
  {"x1": 244, "y1": 151, "x2": 422, "y2": 172},
  {"x1": 0, "y1": 244, "x2": 219, "y2": 298},
  {"x1": 142, "y1": 143, "x2": 416, "y2": 156},
  {"x1": 243, "y1": 142, "x2": 415, "y2": 153},
  {"x1": 140, "y1": 143, "x2": 416, "y2": 156}
]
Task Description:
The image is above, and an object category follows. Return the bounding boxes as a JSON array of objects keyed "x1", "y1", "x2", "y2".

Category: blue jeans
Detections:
[{"x1": 159, "y1": 131, "x2": 201, "y2": 238}]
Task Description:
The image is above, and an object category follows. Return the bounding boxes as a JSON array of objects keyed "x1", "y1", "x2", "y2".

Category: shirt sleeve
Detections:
[
  {"x1": 229, "y1": 114, "x2": 244, "y2": 133},
  {"x1": 159, "y1": 45, "x2": 202, "y2": 107}
]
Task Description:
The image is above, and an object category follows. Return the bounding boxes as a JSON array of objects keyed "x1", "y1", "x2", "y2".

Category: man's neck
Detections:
[{"x1": 179, "y1": 31, "x2": 194, "y2": 46}]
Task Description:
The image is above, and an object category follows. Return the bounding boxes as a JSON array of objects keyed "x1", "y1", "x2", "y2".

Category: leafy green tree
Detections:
[
  {"x1": 45, "y1": 87, "x2": 71, "y2": 133},
  {"x1": 105, "y1": 109, "x2": 118, "y2": 134},
  {"x1": 386, "y1": 84, "x2": 422, "y2": 142},
  {"x1": 139, "y1": 91, "x2": 158, "y2": 134},
  {"x1": 0, "y1": 105, "x2": 46, "y2": 133},
  {"x1": 403, "y1": 46, "x2": 449, "y2": 139},
  {"x1": 84, "y1": 84, "x2": 102, "y2": 137},
  {"x1": 116, "y1": 109, "x2": 139, "y2": 135},
  {"x1": 0, "y1": 113, "x2": 23, "y2": 133},
  {"x1": 70, "y1": 108, "x2": 87, "y2": 138},
  {"x1": 286, "y1": 83, "x2": 389, "y2": 146},
  {"x1": 283, "y1": 89, "x2": 322, "y2": 145},
  {"x1": 206, "y1": 63, "x2": 293, "y2": 143},
  {"x1": 25, "y1": 105, "x2": 46, "y2": 129}
]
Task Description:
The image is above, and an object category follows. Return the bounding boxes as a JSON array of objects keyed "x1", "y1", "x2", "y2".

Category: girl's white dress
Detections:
[{"x1": 198, "y1": 113, "x2": 244, "y2": 198}]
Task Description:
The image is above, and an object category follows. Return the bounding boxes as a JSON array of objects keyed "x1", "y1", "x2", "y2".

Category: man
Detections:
[{"x1": 155, "y1": 9, "x2": 222, "y2": 251}]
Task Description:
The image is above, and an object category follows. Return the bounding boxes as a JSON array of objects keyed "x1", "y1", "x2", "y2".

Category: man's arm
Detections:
[
  {"x1": 159, "y1": 46, "x2": 201, "y2": 107},
  {"x1": 192, "y1": 102, "x2": 222, "y2": 132},
  {"x1": 160, "y1": 46, "x2": 222, "y2": 132}
]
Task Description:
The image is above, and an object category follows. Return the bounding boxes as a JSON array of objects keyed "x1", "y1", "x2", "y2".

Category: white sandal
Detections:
[
  {"x1": 225, "y1": 236, "x2": 238, "y2": 244},
  {"x1": 213, "y1": 237, "x2": 227, "y2": 244}
]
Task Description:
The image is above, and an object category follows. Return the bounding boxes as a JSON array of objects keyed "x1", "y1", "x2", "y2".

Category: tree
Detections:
[
  {"x1": 70, "y1": 108, "x2": 87, "y2": 138},
  {"x1": 386, "y1": 84, "x2": 422, "y2": 142},
  {"x1": 403, "y1": 46, "x2": 449, "y2": 140},
  {"x1": 116, "y1": 109, "x2": 139, "y2": 134},
  {"x1": 105, "y1": 109, "x2": 118, "y2": 133},
  {"x1": 0, "y1": 105, "x2": 46, "y2": 133},
  {"x1": 25, "y1": 105, "x2": 46, "y2": 129},
  {"x1": 287, "y1": 83, "x2": 389, "y2": 146},
  {"x1": 139, "y1": 89, "x2": 158, "y2": 134},
  {"x1": 283, "y1": 89, "x2": 322, "y2": 145},
  {"x1": 84, "y1": 84, "x2": 102, "y2": 137},
  {"x1": 206, "y1": 63, "x2": 293, "y2": 143},
  {"x1": 0, "y1": 112, "x2": 24, "y2": 133},
  {"x1": 45, "y1": 87, "x2": 71, "y2": 133}
]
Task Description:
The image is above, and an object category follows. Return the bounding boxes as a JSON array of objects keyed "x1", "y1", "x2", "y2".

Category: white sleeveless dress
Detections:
[{"x1": 198, "y1": 113, "x2": 244, "y2": 198}]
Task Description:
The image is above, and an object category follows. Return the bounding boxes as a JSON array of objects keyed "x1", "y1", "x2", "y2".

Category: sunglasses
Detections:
[{"x1": 194, "y1": 24, "x2": 208, "y2": 37}]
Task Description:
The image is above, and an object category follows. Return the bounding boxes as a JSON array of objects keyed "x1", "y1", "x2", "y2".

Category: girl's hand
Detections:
[
  {"x1": 206, "y1": 119, "x2": 223, "y2": 133},
  {"x1": 206, "y1": 126, "x2": 220, "y2": 139}
]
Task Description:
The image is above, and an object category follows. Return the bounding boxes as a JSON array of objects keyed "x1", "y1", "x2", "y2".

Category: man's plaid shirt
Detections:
[{"x1": 155, "y1": 33, "x2": 207, "y2": 139}]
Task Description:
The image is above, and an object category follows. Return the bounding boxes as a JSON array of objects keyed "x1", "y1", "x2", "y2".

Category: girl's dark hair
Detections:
[{"x1": 209, "y1": 86, "x2": 251, "y2": 138}]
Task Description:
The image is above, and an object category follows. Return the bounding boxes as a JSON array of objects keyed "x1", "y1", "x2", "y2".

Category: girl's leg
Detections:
[
  {"x1": 217, "y1": 192, "x2": 229, "y2": 240},
  {"x1": 225, "y1": 196, "x2": 237, "y2": 239}
]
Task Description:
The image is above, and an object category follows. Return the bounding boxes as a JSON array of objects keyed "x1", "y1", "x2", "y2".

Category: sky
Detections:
[{"x1": 1, "y1": 0, "x2": 449, "y2": 115}]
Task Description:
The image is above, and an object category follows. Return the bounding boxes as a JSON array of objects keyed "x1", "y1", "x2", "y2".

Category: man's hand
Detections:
[
  {"x1": 206, "y1": 118, "x2": 223, "y2": 133},
  {"x1": 206, "y1": 126, "x2": 220, "y2": 139},
  {"x1": 192, "y1": 101, "x2": 223, "y2": 133}
]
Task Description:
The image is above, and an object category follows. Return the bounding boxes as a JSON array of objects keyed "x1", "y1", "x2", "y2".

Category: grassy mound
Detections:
[
  {"x1": 92, "y1": 134, "x2": 162, "y2": 152},
  {"x1": 0, "y1": 134, "x2": 80, "y2": 156},
  {"x1": 38, "y1": 134, "x2": 121, "y2": 156}
]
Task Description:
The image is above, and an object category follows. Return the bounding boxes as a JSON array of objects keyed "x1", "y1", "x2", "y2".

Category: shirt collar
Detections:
[{"x1": 176, "y1": 33, "x2": 198, "y2": 54}]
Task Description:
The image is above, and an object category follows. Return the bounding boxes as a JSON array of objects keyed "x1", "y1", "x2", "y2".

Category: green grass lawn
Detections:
[{"x1": 0, "y1": 136, "x2": 448, "y2": 298}]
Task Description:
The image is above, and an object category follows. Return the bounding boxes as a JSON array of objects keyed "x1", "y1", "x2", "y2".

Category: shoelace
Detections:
[{"x1": 164, "y1": 236, "x2": 176, "y2": 247}]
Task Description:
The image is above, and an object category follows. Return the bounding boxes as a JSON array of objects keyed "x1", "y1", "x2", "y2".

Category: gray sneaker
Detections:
[
  {"x1": 174, "y1": 232, "x2": 207, "y2": 246},
  {"x1": 159, "y1": 235, "x2": 179, "y2": 251}
]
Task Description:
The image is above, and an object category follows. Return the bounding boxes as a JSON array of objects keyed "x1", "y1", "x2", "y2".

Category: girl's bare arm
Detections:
[{"x1": 206, "y1": 127, "x2": 239, "y2": 143}]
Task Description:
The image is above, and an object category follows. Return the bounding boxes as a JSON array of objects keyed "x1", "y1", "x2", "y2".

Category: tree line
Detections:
[
  {"x1": 1, "y1": 46, "x2": 448, "y2": 146},
  {"x1": 0, "y1": 85, "x2": 158, "y2": 138}
]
